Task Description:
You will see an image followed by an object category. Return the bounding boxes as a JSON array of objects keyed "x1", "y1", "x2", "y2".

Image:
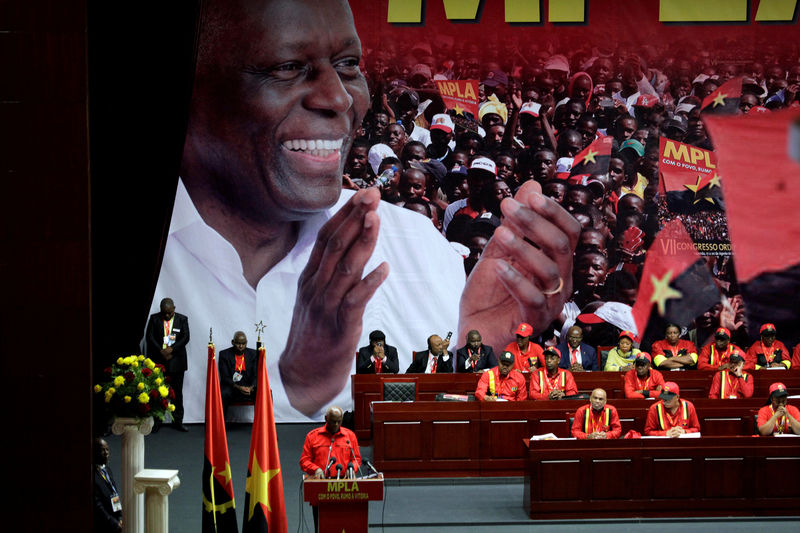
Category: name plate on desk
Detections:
[{"x1": 317, "y1": 481, "x2": 370, "y2": 502}]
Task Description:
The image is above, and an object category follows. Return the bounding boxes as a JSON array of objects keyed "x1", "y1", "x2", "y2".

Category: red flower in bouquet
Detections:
[
  {"x1": 141, "y1": 368, "x2": 153, "y2": 377},
  {"x1": 124, "y1": 371, "x2": 135, "y2": 382}
]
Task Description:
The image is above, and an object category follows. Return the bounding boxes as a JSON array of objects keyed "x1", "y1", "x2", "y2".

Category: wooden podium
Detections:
[{"x1": 303, "y1": 476, "x2": 384, "y2": 533}]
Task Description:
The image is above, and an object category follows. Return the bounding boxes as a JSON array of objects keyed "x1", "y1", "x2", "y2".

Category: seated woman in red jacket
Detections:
[
  {"x1": 757, "y1": 382, "x2": 800, "y2": 436},
  {"x1": 651, "y1": 324, "x2": 698, "y2": 370}
]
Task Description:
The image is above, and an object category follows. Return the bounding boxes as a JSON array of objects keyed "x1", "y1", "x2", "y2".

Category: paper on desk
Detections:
[
  {"x1": 530, "y1": 433, "x2": 558, "y2": 440},
  {"x1": 641, "y1": 432, "x2": 702, "y2": 439}
]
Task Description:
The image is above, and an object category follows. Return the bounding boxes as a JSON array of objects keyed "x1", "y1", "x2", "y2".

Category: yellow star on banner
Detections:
[
  {"x1": 453, "y1": 104, "x2": 465, "y2": 116},
  {"x1": 582, "y1": 149, "x2": 598, "y2": 164},
  {"x1": 711, "y1": 91, "x2": 727, "y2": 107},
  {"x1": 649, "y1": 270, "x2": 682, "y2": 317},
  {"x1": 246, "y1": 454, "x2": 281, "y2": 518},
  {"x1": 707, "y1": 173, "x2": 721, "y2": 189},
  {"x1": 216, "y1": 461, "x2": 232, "y2": 486},
  {"x1": 684, "y1": 175, "x2": 716, "y2": 205}
]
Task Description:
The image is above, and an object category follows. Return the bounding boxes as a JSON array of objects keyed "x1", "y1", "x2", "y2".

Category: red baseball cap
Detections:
[
  {"x1": 619, "y1": 330, "x2": 636, "y2": 342},
  {"x1": 515, "y1": 323, "x2": 533, "y2": 336},
  {"x1": 543, "y1": 347, "x2": 561, "y2": 358},
  {"x1": 760, "y1": 323, "x2": 777, "y2": 335},
  {"x1": 634, "y1": 352, "x2": 652, "y2": 364},
  {"x1": 660, "y1": 381, "x2": 680, "y2": 399},
  {"x1": 714, "y1": 327, "x2": 731, "y2": 339},
  {"x1": 769, "y1": 382, "x2": 788, "y2": 397}
]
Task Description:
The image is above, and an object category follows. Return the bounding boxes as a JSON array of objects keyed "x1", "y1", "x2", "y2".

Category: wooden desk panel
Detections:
[
  {"x1": 372, "y1": 400, "x2": 799, "y2": 478},
  {"x1": 353, "y1": 371, "x2": 800, "y2": 442},
  {"x1": 524, "y1": 437, "x2": 800, "y2": 519},
  {"x1": 371, "y1": 401, "x2": 481, "y2": 477}
]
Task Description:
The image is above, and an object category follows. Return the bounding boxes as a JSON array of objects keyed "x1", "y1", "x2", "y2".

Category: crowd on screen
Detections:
[{"x1": 342, "y1": 36, "x2": 800, "y2": 358}]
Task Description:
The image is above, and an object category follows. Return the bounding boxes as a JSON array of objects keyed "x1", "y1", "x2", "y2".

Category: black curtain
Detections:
[{"x1": 88, "y1": 0, "x2": 202, "y2": 373}]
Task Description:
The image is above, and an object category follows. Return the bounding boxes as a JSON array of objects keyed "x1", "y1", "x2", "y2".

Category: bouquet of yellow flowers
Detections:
[{"x1": 94, "y1": 355, "x2": 177, "y2": 421}]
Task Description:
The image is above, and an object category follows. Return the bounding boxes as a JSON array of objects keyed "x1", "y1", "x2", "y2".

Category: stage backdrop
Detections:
[{"x1": 147, "y1": 0, "x2": 800, "y2": 422}]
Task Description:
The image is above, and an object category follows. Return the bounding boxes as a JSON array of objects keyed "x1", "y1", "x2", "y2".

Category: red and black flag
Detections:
[
  {"x1": 632, "y1": 220, "x2": 722, "y2": 349},
  {"x1": 243, "y1": 344, "x2": 287, "y2": 533},
  {"x1": 701, "y1": 77, "x2": 743, "y2": 115},
  {"x1": 202, "y1": 342, "x2": 238, "y2": 533},
  {"x1": 569, "y1": 135, "x2": 613, "y2": 184},
  {"x1": 704, "y1": 108, "x2": 800, "y2": 346}
]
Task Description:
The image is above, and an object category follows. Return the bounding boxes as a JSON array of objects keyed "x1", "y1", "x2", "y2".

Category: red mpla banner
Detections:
[
  {"x1": 435, "y1": 79, "x2": 479, "y2": 118},
  {"x1": 659, "y1": 137, "x2": 720, "y2": 195}
]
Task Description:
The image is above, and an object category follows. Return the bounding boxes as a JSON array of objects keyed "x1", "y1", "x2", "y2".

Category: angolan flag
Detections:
[
  {"x1": 632, "y1": 220, "x2": 721, "y2": 349},
  {"x1": 202, "y1": 342, "x2": 238, "y2": 533},
  {"x1": 242, "y1": 344, "x2": 287, "y2": 533}
]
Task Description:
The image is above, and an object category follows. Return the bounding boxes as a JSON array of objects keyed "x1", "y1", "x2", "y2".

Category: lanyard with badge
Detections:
[
  {"x1": 233, "y1": 354, "x2": 246, "y2": 383},
  {"x1": 99, "y1": 466, "x2": 122, "y2": 512},
  {"x1": 163, "y1": 318, "x2": 176, "y2": 348}
]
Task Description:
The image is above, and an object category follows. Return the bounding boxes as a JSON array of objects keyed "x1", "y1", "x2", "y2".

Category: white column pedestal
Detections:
[
  {"x1": 112, "y1": 416, "x2": 153, "y2": 533},
  {"x1": 134, "y1": 469, "x2": 181, "y2": 533}
]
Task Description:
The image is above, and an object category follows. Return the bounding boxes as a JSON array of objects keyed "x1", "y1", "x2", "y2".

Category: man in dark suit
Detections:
[
  {"x1": 356, "y1": 330, "x2": 399, "y2": 374},
  {"x1": 218, "y1": 330, "x2": 258, "y2": 417},
  {"x1": 455, "y1": 330, "x2": 497, "y2": 372},
  {"x1": 406, "y1": 334, "x2": 454, "y2": 373},
  {"x1": 557, "y1": 325, "x2": 598, "y2": 372},
  {"x1": 145, "y1": 297, "x2": 190, "y2": 431},
  {"x1": 93, "y1": 437, "x2": 122, "y2": 533}
]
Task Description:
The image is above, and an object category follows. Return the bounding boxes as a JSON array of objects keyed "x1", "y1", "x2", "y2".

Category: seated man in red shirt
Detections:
[
  {"x1": 505, "y1": 322, "x2": 544, "y2": 372},
  {"x1": 571, "y1": 388, "x2": 622, "y2": 439},
  {"x1": 623, "y1": 352, "x2": 665, "y2": 399},
  {"x1": 651, "y1": 323, "x2": 698, "y2": 370},
  {"x1": 529, "y1": 347, "x2": 578, "y2": 400},
  {"x1": 757, "y1": 382, "x2": 800, "y2": 436},
  {"x1": 747, "y1": 323, "x2": 792, "y2": 370},
  {"x1": 300, "y1": 406, "x2": 361, "y2": 479},
  {"x1": 475, "y1": 351, "x2": 528, "y2": 401},
  {"x1": 644, "y1": 382, "x2": 701, "y2": 437},
  {"x1": 697, "y1": 327, "x2": 746, "y2": 371},
  {"x1": 708, "y1": 353, "x2": 753, "y2": 399}
]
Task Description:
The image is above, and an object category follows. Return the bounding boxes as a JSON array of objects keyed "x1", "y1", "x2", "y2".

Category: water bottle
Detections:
[{"x1": 375, "y1": 166, "x2": 396, "y2": 188}]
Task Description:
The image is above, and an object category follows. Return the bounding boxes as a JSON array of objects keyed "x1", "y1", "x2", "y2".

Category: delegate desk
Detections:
[
  {"x1": 371, "y1": 399, "x2": 799, "y2": 477},
  {"x1": 354, "y1": 371, "x2": 800, "y2": 442},
  {"x1": 524, "y1": 436, "x2": 800, "y2": 519}
]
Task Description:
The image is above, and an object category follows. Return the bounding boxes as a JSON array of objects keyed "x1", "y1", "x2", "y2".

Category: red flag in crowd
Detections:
[
  {"x1": 701, "y1": 76, "x2": 743, "y2": 115},
  {"x1": 632, "y1": 220, "x2": 721, "y2": 347},
  {"x1": 243, "y1": 344, "x2": 287, "y2": 533},
  {"x1": 569, "y1": 135, "x2": 613, "y2": 184},
  {"x1": 202, "y1": 342, "x2": 238, "y2": 533},
  {"x1": 703, "y1": 108, "x2": 800, "y2": 283}
]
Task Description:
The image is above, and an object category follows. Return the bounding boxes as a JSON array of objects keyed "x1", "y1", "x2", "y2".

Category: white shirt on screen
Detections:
[{"x1": 148, "y1": 180, "x2": 465, "y2": 422}]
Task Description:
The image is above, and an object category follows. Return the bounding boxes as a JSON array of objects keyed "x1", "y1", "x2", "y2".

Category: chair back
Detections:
[{"x1": 382, "y1": 379, "x2": 417, "y2": 402}]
